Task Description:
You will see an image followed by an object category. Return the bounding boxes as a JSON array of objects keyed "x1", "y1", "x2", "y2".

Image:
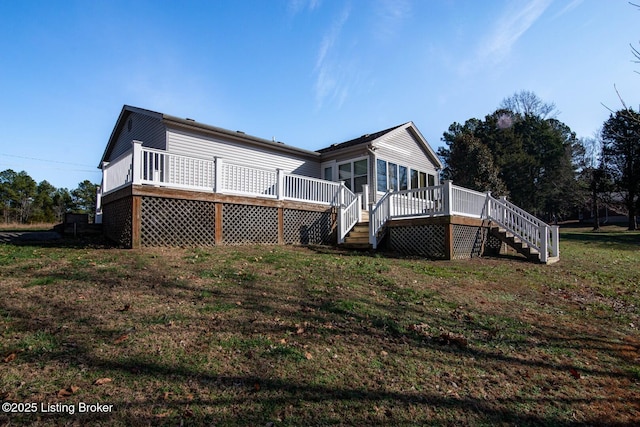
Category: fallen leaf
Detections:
[
  {"x1": 183, "y1": 407, "x2": 194, "y2": 418},
  {"x1": 3, "y1": 353, "x2": 17, "y2": 363},
  {"x1": 380, "y1": 350, "x2": 388, "y2": 357},
  {"x1": 118, "y1": 304, "x2": 131, "y2": 312},
  {"x1": 163, "y1": 391, "x2": 172, "y2": 400},
  {"x1": 57, "y1": 385, "x2": 79, "y2": 398},
  {"x1": 304, "y1": 352, "x2": 313, "y2": 360},
  {"x1": 113, "y1": 334, "x2": 129, "y2": 345},
  {"x1": 569, "y1": 368, "x2": 581, "y2": 379},
  {"x1": 93, "y1": 378, "x2": 112, "y2": 386},
  {"x1": 296, "y1": 327, "x2": 305, "y2": 334}
]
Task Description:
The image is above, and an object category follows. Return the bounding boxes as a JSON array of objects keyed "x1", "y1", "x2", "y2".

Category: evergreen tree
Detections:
[{"x1": 601, "y1": 108, "x2": 640, "y2": 230}]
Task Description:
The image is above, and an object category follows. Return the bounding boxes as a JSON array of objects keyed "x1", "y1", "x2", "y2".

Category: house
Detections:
[{"x1": 97, "y1": 105, "x2": 559, "y2": 263}]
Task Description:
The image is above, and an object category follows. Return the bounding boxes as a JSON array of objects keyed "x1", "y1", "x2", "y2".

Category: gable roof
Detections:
[
  {"x1": 316, "y1": 123, "x2": 406, "y2": 154},
  {"x1": 317, "y1": 121, "x2": 444, "y2": 169},
  {"x1": 100, "y1": 106, "x2": 443, "y2": 170}
]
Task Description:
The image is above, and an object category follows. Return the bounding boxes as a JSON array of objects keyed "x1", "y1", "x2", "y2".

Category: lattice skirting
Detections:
[
  {"x1": 452, "y1": 224, "x2": 486, "y2": 259},
  {"x1": 102, "y1": 197, "x2": 132, "y2": 247},
  {"x1": 283, "y1": 209, "x2": 333, "y2": 245},
  {"x1": 389, "y1": 224, "x2": 446, "y2": 259},
  {"x1": 141, "y1": 197, "x2": 215, "y2": 247},
  {"x1": 222, "y1": 203, "x2": 278, "y2": 245},
  {"x1": 102, "y1": 194, "x2": 337, "y2": 248},
  {"x1": 484, "y1": 233, "x2": 504, "y2": 256}
]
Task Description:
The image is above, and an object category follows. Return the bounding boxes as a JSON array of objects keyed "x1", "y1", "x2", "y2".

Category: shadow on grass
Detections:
[
  {"x1": 2, "y1": 244, "x2": 640, "y2": 425},
  {"x1": 560, "y1": 229, "x2": 640, "y2": 249}
]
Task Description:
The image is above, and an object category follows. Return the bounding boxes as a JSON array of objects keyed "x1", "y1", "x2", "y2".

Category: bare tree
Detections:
[{"x1": 499, "y1": 90, "x2": 558, "y2": 119}]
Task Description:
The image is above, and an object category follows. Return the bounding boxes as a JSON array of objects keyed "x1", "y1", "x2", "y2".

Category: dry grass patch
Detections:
[{"x1": 1, "y1": 229, "x2": 639, "y2": 425}]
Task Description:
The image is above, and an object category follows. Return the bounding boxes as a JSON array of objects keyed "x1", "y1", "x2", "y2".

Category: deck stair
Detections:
[
  {"x1": 489, "y1": 226, "x2": 559, "y2": 264},
  {"x1": 342, "y1": 221, "x2": 372, "y2": 249}
]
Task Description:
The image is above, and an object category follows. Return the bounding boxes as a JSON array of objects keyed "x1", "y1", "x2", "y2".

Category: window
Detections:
[
  {"x1": 388, "y1": 162, "x2": 398, "y2": 191},
  {"x1": 353, "y1": 159, "x2": 368, "y2": 193},
  {"x1": 399, "y1": 166, "x2": 408, "y2": 191},
  {"x1": 419, "y1": 171, "x2": 427, "y2": 188},
  {"x1": 323, "y1": 166, "x2": 333, "y2": 181},
  {"x1": 410, "y1": 169, "x2": 419, "y2": 189},
  {"x1": 377, "y1": 159, "x2": 387, "y2": 192},
  {"x1": 338, "y1": 158, "x2": 368, "y2": 193},
  {"x1": 428, "y1": 173, "x2": 435, "y2": 187},
  {"x1": 338, "y1": 163, "x2": 352, "y2": 191}
]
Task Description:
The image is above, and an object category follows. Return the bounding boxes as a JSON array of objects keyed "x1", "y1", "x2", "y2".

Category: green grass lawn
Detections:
[{"x1": 1, "y1": 225, "x2": 639, "y2": 426}]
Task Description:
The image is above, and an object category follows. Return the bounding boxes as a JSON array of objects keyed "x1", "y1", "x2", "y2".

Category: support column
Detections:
[
  {"x1": 215, "y1": 203, "x2": 223, "y2": 244},
  {"x1": 131, "y1": 196, "x2": 142, "y2": 249},
  {"x1": 278, "y1": 207, "x2": 284, "y2": 244},
  {"x1": 444, "y1": 220, "x2": 454, "y2": 260}
]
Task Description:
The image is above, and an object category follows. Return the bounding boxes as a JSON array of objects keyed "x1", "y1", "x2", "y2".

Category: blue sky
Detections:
[{"x1": 1, "y1": 0, "x2": 638, "y2": 189}]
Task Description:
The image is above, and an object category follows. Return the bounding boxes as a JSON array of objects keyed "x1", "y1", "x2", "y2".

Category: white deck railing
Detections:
[
  {"x1": 101, "y1": 141, "x2": 342, "y2": 207},
  {"x1": 338, "y1": 185, "x2": 360, "y2": 244},
  {"x1": 102, "y1": 149, "x2": 134, "y2": 193},
  {"x1": 487, "y1": 195, "x2": 559, "y2": 263},
  {"x1": 368, "y1": 181, "x2": 559, "y2": 261}
]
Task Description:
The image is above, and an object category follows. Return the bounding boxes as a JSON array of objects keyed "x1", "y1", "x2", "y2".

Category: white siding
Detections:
[
  {"x1": 372, "y1": 127, "x2": 440, "y2": 179},
  {"x1": 109, "y1": 113, "x2": 166, "y2": 162},
  {"x1": 167, "y1": 128, "x2": 321, "y2": 177}
]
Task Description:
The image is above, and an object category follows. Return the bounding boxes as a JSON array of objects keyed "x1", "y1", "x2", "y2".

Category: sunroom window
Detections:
[
  {"x1": 377, "y1": 159, "x2": 387, "y2": 192},
  {"x1": 399, "y1": 166, "x2": 408, "y2": 191}
]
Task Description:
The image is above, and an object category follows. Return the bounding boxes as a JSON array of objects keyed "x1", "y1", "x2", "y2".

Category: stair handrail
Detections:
[
  {"x1": 487, "y1": 195, "x2": 557, "y2": 263},
  {"x1": 369, "y1": 190, "x2": 393, "y2": 249},
  {"x1": 338, "y1": 184, "x2": 360, "y2": 244}
]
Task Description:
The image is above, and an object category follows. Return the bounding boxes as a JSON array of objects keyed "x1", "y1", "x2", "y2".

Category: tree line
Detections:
[
  {"x1": 437, "y1": 90, "x2": 640, "y2": 230},
  {"x1": 0, "y1": 169, "x2": 97, "y2": 224}
]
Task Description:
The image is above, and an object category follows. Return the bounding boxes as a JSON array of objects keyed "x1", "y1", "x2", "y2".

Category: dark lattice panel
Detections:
[
  {"x1": 484, "y1": 233, "x2": 504, "y2": 256},
  {"x1": 283, "y1": 209, "x2": 334, "y2": 245},
  {"x1": 389, "y1": 225, "x2": 446, "y2": 259},
  {"x1": 141, "y1": 197, "x2": 215, "y2": 247},
  {"x1": 102, "y1": 197, "x2": 132, "y2": 247},
  {"x1": 452, "y1": 225, "x2": 486, "y2": 259},
  {"x1": 222, "y1": 204, "x2": 278, "y2": 245}
]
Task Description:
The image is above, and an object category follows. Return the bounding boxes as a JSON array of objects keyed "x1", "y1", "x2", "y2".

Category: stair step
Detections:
[{"x1": 344, "y1": 236, "x2": 370, "y2": 244}]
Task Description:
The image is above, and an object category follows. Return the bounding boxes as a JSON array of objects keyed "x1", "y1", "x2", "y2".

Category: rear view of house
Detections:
[{"x1": 97, "y1": 105, "x2": 559, "y2": 263}]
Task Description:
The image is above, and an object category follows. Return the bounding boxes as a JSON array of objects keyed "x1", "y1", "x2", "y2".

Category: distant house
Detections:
[{"x1": 97, "y1": 105, "x2": 559, "y2": 263}]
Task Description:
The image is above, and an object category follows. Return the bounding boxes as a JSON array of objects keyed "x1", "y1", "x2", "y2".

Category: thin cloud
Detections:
[
  {"x1": 288, "y1": 0, "x2": 321, "y2": 17},
  {"x1": 313, "y1": 5, "x2": 351, "y2": 108},
  {"x1": 374, "y1": 0, "x2": 411, "y2": 41},
  {"x1": 552, "y1": 0, "x2": 583, "y2": 20},
  {"x1": 478, "y1": 0, "x2": 552, "y2": 62}
]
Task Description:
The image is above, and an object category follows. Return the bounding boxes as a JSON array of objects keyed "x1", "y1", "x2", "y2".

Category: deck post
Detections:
[
  {"x1": 214, "y1": 157, "x2": 223, "y2": 193},
  {"x1": 362, "y1": 184, "x2": 369, "y2": 209},
  {"x1": 132, "y1": 140, "x2": 143, "y2": 185},
  {"x1": 540, "y1": 225, "x2": 549, "y2": 263},
  {"x1": 550, "y1": 225, "x2": 560, "y2": 258},
  {"x1": 484, "y1": 191, "x2": 491, "y2": 219},
  {"x1": 277, "y1": 169, "x2": 285, "y2": 200},
  {"x1": 101, "y1": 161, "x2": 109, "y2": 193},
  {"x1": 131, "y1": 195, "x2": 141, "y2": 249},
  {"x1": 443, "y1": 180, "x2": 453, "y2": 215},
  {"x1": 337, "y1": 182, "x2": 346, "y2": 244},
  {"x1": 95, "y1": 185, "x2": 103, "y2": 224}
]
